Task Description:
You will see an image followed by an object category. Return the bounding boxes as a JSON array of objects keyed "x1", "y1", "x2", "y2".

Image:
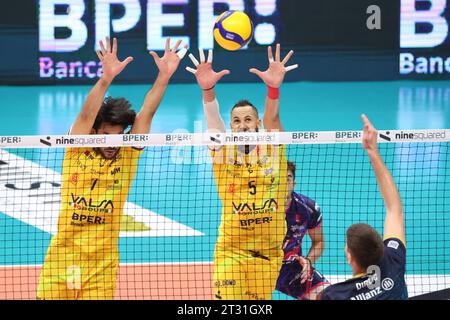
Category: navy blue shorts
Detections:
[{"x1": 276, "y1": 261, "x2": 330, "y2": 300}]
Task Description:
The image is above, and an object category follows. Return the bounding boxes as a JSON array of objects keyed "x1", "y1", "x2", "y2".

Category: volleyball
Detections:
[{"x1": 213, "y1": 11, "x2": 254, "y2": 51}]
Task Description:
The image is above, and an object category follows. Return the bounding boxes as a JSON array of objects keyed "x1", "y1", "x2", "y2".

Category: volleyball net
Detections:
[{"x1": 0, "y1": 130, "x2": 449, "y2": 300}]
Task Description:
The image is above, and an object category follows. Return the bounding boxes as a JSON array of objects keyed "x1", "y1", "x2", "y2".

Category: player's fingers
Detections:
[
  {"x1": 199, "y1": 48, "x2": 206, "y2": 63},
  {"x1": 121, "y1": 56, "x2": 134, "y2": 67},
  {"x1": 300, "y1": 272, "x2": 307, "y2": 284},
  {"x1": 285, "y1": 64, "x2": 299, "y2": 72},
  {"x1": 362, "y1": 114, "x2": 376, "y2": 132},
  {"x1": 268, "y1": 46, "x2": 274, "y2": 63},
  {"x1": 96, "y1": 50, "x2": 103, "y2": 62},
  {"x1": 177, "y1": 47, "x2": 187, "y2": 60},
  {"x1": 249, "y1": 68, "x2": 263, "y2": 78},
  {"x1": 188, "y1": 53, "x2": 200, "y2": 67},
  {"x1": 106, "y1": 36, "x2": 111, "y2": 52},
  {"x1": 112, "y1": 37, "x2": 118, "y2": 55},
  {"x1": 99, "y1": 40, "x2": 107, "y2": 55},
  {"x1": 165, "y1": 38, "x2": 170, "y2": 54},
  {"x1": 149, "y1": 51, "x2": 160, "y2": 62},
  {"x1": 282, "y1": 50, "x2": 294, "y2": 65},
  {"x1": 361, "y1": 114, "x2": 370, "y2": 126},
  {"x1": 207, "y1": 49, "x2": 213, "y2": 63},
  {"x1": 186, "y1": 66, "x2": 197, "y2": 75},
  {"x1": 173, "y1": 39, "x2": 182, "y2": 52},
  {"x1": 275, "y1": 43, "x2": 281, "y2": 62},
  {"x1": 216, "y1": 69, "x2": 230, "y2": 80}
]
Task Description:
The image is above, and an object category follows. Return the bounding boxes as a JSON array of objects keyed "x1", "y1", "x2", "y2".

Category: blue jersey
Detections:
[
  {"x1": 282, "y1": 192, "x2": 322, "y2": 261},
  {"x1": 321, "y1": 238, "x2": 408, "y2": 300}
]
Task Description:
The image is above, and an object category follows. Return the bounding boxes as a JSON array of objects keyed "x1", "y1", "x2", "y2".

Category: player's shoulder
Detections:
[
  {"x1": 379, "y1": 237, "x2": 407, "y2": 273},
  {"x1": 321, "y1": 278, "x2": 357, "y2": 300},
  {"x1": 383, "y1": 237, "x2": 406, "y2": 252},
  {"x1": 293, "y1": 192, "x2": 320, "y2": 212},
  {"x1": 383, "y1": 237, "x2": 407, "y2": 264}
]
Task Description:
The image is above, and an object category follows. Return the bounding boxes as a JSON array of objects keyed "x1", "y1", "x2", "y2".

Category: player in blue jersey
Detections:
[
  {"x1": 275, "y1": 161, "x2": 330, "y2": 300},
  {"x1": 321, "y1": 115, "x2": 408, "y2": 300}
]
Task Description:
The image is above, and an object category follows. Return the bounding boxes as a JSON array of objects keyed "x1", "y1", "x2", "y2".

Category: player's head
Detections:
[
  {"x1": 287, "y1": 161, "x2": 296, "y2": 195},
  {"x1": 230, "y1": 100, "x2": 261, "y2": 133},
  {"x1": 92, "y1": 97, "x2": 136, "y2": 159},
  {"x1": 345, "y1": 223, "x2": 384, "y2": 274}
]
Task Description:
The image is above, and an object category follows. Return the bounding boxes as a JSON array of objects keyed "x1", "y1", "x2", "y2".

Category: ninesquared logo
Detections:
[
  {"x1": 40, "y1": 136, "x2": 52, "y2": 146},
  {"x1": 393, "y1": 131, "x2": 446, "y2": 141},
  {"x1": 379, "y1": 131, "x2": 391, "y2": 142},
  {"x1": 210, "y1": 134, "x2": 222, "y2": 144}
]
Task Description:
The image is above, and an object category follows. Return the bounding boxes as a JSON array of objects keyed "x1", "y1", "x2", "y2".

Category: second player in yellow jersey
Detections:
[{"x1": 186, "y1": 43, "x2": 298, "y2": 299}]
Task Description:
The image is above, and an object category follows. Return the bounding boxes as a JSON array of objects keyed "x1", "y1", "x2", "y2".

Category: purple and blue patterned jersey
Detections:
[{"x1": 282, "y1": 192, "x2": 322, "y2": 261}]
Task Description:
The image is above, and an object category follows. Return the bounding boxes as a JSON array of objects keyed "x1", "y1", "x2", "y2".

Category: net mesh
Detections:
[{"x1": 0, "y1": 131, "x2": 449, "y2": 300}]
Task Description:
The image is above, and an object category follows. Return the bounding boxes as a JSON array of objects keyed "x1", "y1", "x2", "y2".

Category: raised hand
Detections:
[
  {"x1": 149, "y1": 38, "x2": 188, "y2": 81},
  {"x1": 186, "y1": 49, "x2": 230, "y2": 90},
  {"x1": 362, "y1": 114, "x2": 379, "y2": 155},
  {"x1": 249, "y1": 44, "x2": 298, "y2": 88},
  {"x1": 96, "y1": 37, "x2": 133, "y2": 82}
]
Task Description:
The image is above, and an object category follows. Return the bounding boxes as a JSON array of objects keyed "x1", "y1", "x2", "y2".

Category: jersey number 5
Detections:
[{"x1": 248, "y1": 180, "x2": 257, "y2": 195}]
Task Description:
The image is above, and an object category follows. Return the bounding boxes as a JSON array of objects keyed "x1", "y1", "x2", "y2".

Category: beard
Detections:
[{"x1": 98, "y1": 147, "x2": 120, "y2": 159}]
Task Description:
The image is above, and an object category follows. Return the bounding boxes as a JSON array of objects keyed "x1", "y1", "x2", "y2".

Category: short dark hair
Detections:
[
  {"x1": 346, "y1": 223, "x2": 384, "y2": 270},
  {"x1": 287, "y1": 161, "x2": 296, "y2": 180},
  {"x1": 231, "y1": 99, "x2": 259, "y2": 118},
  {"x1": 93, "y1": 97, "x2": 136, "y2": 130}
]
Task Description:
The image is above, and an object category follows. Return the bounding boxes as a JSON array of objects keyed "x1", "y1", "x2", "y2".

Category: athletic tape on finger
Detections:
[
  {"x1": 186, "y1": 67, "x2": 197, "y2": 74},
  {"x1": 177, "y1": 48, "x2": 187, "y2": 59},
  {"x1": 207, "y1": 50, "x2": 213, "y2": 63},
  {"x1": 188, "y1": 54, "x2": 200, "y2": 67},
  {"x1": 285, "y1": 64, "x2": 299, "y2": 72},
  {"x1": 199, "y1": 48, "x2": 205, "y2": 63}
]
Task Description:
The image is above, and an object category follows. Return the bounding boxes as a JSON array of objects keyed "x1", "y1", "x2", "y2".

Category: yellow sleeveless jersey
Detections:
[
  {"x1": 38, "y1": 147, "x2": 143, "y2": 296},
  {"x1": 211, "y1": 144, "x2": 288, "y2": 252}
]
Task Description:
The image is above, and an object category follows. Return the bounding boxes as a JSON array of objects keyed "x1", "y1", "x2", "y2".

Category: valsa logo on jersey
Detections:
[{"x1": 232, "y1": 198, "x2": 278, "y2": 215}]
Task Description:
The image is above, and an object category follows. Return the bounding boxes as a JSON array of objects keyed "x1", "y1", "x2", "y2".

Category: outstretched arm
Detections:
[
  {"x1": 186, "y1": 49, "x2": 230, "y2": 132},
  {"x1": 70, "y1": 37, "x2": 133, "y2": 135},
  {"x1": 249, "y1": 44, "x2": 298, "y2": 132},
  {"x1": 362, "y1": 114, "x2": 405, "y2": 244},
  {"x1": 131, "y1": 38, "x2": 187, "y2": 134},
  {"x1": 294, "y1": 224, "x2": 325, "y2": 284}
]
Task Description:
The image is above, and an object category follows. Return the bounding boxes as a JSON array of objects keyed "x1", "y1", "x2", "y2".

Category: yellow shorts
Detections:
[
  {"x1": 37, "y1": 250, "x2": 118, "y2": 300},
  {"x1": 213, "y1": 244, "x2": 283, "y2": 300},
  {"x1": 37, "y1": 265, "x2": 117, "y2": 300}
]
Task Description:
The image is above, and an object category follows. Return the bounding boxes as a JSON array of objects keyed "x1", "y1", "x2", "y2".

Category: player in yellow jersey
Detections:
[
  {"x1": 186, "y1": 45, "x2": 299, "y2": 299},
  {"x1": 37, "y1": 37, "x2": 188, "y2": 300}
]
